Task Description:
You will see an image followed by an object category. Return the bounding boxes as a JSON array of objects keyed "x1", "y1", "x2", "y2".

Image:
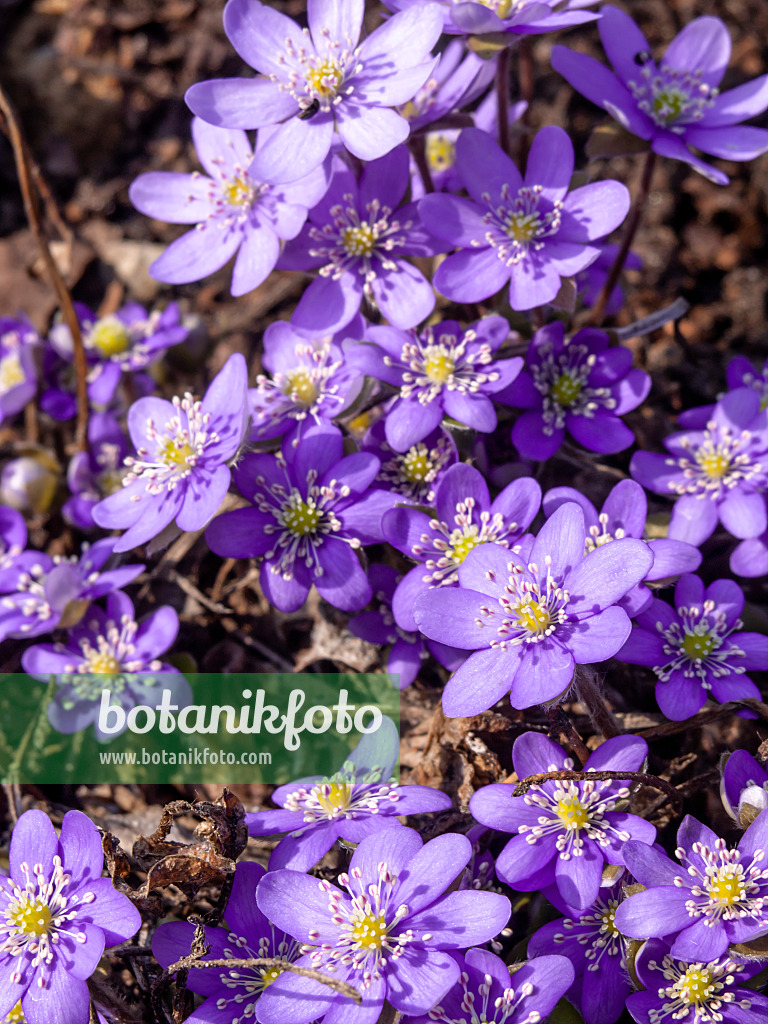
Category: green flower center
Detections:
[
  {"x1": 682, "y1": 630, "x2": 716, "y2": 661},
  {"x1": 282, "y1": 500, "x2": 322, "y2": 536},
  {"x1": 551, "y1": 372, "x2": 582, "y2": 407}
]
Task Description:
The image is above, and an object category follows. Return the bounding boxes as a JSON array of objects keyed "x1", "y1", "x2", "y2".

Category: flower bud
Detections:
[{"x1": 0, "y1": 450, "x2": 61, "y2": 514}]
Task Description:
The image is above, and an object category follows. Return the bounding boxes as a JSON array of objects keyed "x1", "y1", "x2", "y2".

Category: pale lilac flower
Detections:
[
  {"x1": 0, "y1": 318, "x2": 38, "y2": 425},
  {"x1": 383, "y1": 0, "x2": 600, "y2": 39},
  {"x1": 130, "y1": 118, "x2": 330, "y2": 297},
  {"x1": 186, "y1": 0, "x2": 443, "y2": 178},
  {"x1": 92, "y1": 353, "x2": 249, "y2": 552}
]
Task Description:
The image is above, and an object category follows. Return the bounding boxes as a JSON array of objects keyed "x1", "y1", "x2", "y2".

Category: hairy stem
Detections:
[
  {"x1": 496, "y1": 46, "x2": 512, "y2": 156},
  {"x1": 574, "y1": 666, "x2": 621, "y2": 739}
]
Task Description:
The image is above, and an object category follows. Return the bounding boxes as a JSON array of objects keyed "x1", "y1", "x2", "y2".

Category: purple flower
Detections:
[
  {"x1": 498, "y1": 322, "x2": 651, "y2": 461},
  {"x1": 420, "y1": 127, "x2": 630, "y2": 311},
  {"x1": 383, "y1": 462, "x2": 542, "y2": 632},
  {"x1": 543, "y1": 479, "x2": 702, "y2": 616},
  {"x1": 413, "y1": 501, "x2": 653, "y2": 716},
  {"x1": 400, "y1": 39, "x2": 496, "y2": 134},
  {"x1": 0, "y1": 539, "x2": 144, "y2": 643},
  {"x1": 63, "y1": 413, "x2": 130, "y2": 531},
  {"x1": 248, "y1": 318, "x2": 364, "y2": 444},
  {"x1": 186, "y1": 0, "x2": 443, "y2": 179},
  {"x1": 360, "y1": 422, "x2": 458, "y2": 506},
  {"x1": 254, "y1": 827, "x2": 512, "y2": 1024},
  {"x1": 383, "y1": 0, "x2": 600, "y2": 38},
  {"x1": 205, "y1": 424, "x2": 396, "y2": 613},
  {"x1": 459, "y1": 825, "x2": 499, "y2": 894},
  {"x1": 349, "y1": 315, "x2": 522, "y2": 452},
  {"x1": 49, "y1": 301, "x2": 187, "y2": 408},
  {"x1": 0, "y1": 507, "x2": 28, "y2": 592},
  {"x1": 552, "y1": 7, "x2": 768, "y2": 186},
  {"x1": 627, "y1": 938, "x2": 768, "y2": 1024},
  {"x1": 528, "y1": 884, "x2": 631, "y2": 1024},
  {"x1": 616, "y1": 811, "x2": 768, "y2": 961},
  {"x1": 39, "y1": 345, "x2": 154, "y2": 424},
  {"x1": 0, "y1": 318, "x2": 38, "y2": 424},
  {"x1": 246, "y1": 717, "x2": 452, "y2": 869},
  {"x1": 617, "y1": 573, "x2": 768, "y2": 720},
  {"x1": 279, "y1": 148, "x2": 442, "y2": 334},
  {"x1": 470, "y1": 732, "x2": 655, "y2": 912},
  {"x1": 576, "y1": 242, "x2": 642, "y2": 316},
  {"x1": 399, "y1": 949, "x2": 575, "y2": 1024},
  {"x1": 21, "y1": 591, "x2": 187, "y2": 741},
  {"x1": 130, "y1": 118, "x2": 330, "y2": 297},
  {"x1": 0, "y1": 808, "x2": 141, "y2": 1024},
  {"x1": 152, "y1": 861, "x2": 304, "y2": 1024},
  {"x1": 631, "y1": 387, "x2": 768, "y2": 548},
  {"x1": 721, "y1": 749, "x2": 768, "y2": 826},
  {"x1": 348, "y1": 564, "x2": 466, "y2": 689},
  {"x1": 92, "y1": 353, "x2": 249, "y2": 552}
]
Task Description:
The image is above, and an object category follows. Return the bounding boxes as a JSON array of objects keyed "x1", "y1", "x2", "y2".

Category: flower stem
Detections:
[
  {"x1": 587, "y1": 148, "x2": 657, "y2": 327},
  {"x1": 409, "y1": 136, "x2": 435, "y2": 195},
  {"x1": 496, "y1": 45, "x2": 512, "y2": 156},
  {"x1": 574, "y1": 666, "x2": 621, "y2": 739},
  {"x1": 545, "y1": 702, "x2": 590, "y2": 767}
]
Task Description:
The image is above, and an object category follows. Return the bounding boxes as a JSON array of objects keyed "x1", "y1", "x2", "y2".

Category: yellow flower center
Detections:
[
  {"x1": 402, "y1": 447, "x2": 430, "y2": 483},
  {"x1": 342, "y1": 224, "x2": 376, "y2": 257},
  {"x1": 260, "y1": 964, "x2": 287, "y2": 988},
  {"x1": 515, "y1": 600, "x2": 551, "y2": 635},
  {"x1": 347, "y1": 411, "x2": 372, "y2": 438},
  {"x1": 423, "y1": 350, "x2": 455, "y2": 383},
  {"x1": 306, "y1": 60, "x2": 344, "y2": 99},
  {"x1": 551, "y1": 373, "x2": 582, "y2": 407},
  {"x1": 9, "y1": 898, "x2": 53, "y2": 938},
  {"x1": 222, "y1": 175, "x2": 254, "y2": 208},
  {"x1": 315, "y1": 783, "x2": 353, "y2": 814},
  {"x1": 480, "y1": 0, "x2": 514, "y2": 15},
  {"x1": 283, "y1": 368, "x2": 318, "y2": 406},
  {"x1": 653, "y1": 87, "x2": 687, "y2": 124},
  {"x1": 159, "y1": 437, "x2": 195, "y2": 469},
  {"x1": 87, "y1": 317, "x2": 131, "y2": 358},
  {"x1": 84, "y1": 651, "x2": 121, "y2": 674},
  {"x1": 707, "y1": 867, "x2": 746, "y2": 906},
  {"x1": 282, "y1": 500, "x2": 321, "y2": 536},
  {"x1": 351, "y1": 911, "x2": 388, "y2": 950},
  {"x1": 0, "y1": 352, "x2": 26, "y2": 394},
  {"x1": 557, "y1": 795, "x2": 590, "y2": 830},
  {"x1": 4, "y1": 1002, "x2": 25, "y2": 1023},
  {"x1": 505, "y1": 211, "x2": 541, "y2": 242},
  {"x1": 425, "y1": 133, "x2": 457, "y2": 172},
  {"x1": 673, "y1": 966, "x2": 716, "y2": 1006},
  {"x1": 682, "y1": 631, "x2": 716, "y2": 661},
  {"x1": 448, "y1": 529, "x2": 483, "y2": 563},
  {"x1": 698, "y1": 451, "x2": 730, "y2": 479}
]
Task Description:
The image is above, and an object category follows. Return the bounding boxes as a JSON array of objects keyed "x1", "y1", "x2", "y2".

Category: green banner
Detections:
[{"x1": 0, "y1": 673, "x2": 401, "y2": 785}]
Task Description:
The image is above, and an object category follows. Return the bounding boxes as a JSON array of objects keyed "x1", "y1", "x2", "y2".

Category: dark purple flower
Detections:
[
  {"x1": 348, "y1": 564, "x2": 466, "y2": 688},
  {"x1": 383, "y1": 462, "x2": 541, "y2": 632},
  {"x1": 349, "y1": 315, "x2": 522, "y2": 452},
  {"x1": 130, "y1": 118, "x2": 330, "y2": 297},
  {"x1": 63, "y1": 413, "x2": 130, "y2": 531},
  {"x1": 498, "y1": 322, "x2": 651, "y2": 461},
  {"x1": 39, "y1": 345, "x2": 154, "y2": 424},
  {"x1": 617, "y1": 573, "x2": 768, "y2": 720},
  {"x1": 616, "y1": 811, "x2": 768, "y2": 962},
  {"x1": 631, "y1": 388, "x2": 768, "y2": 548},
  {"x1": 576, "y1": 242, "x2": 642, "y2": 316},
  {"x1": 552, "y1": 7, "x2": 768, "y2": 186},
  {"x1": 0, "y1": 318, "x2": 38, "y2": 425},
  {"x1": 420, "y1": 127, "x2": 630, "y2": 311},
  {"x1": 459, "y1": 825, "x2": 499, "y2": 894},
  {"x1": 255, "y1": 827, "x2": 512, "y2": 1024},
  {"x1": 0, "y1": 808, "x2": 141, "y2": 1024},
  {"x1": 413, "y1": 502, "x2": 653, "y2": 716},
  {"x1": 279, "y1": 148, "x2": 443, "y2": 334},
  {"x1": 399, "y1": 949, "x2": 575, "y2": 1024},
  {"x1": 152, "y1": 861, "x2": 304, "y2": 1024},
  {"x1": 49, "y1": 301, "x2": 187, "y2": 408},
  {"x1": 0, "y1": 507, "x2": 27, "y2": 592},
  {"x1": 383, "y1": 0, "x2": 600, "y2": 38},
  {"x1": 528, "y1": 885, "x2": 631, "y2": 1024},
  {"x1": 186, "y1": 0, "x2": 443, "y2": 178},
  {"x1": 470, "y1": 732, "x2": 655, "y2": 912},
  {"x1": 248, "y1": 318, "x2": 364, "y2": 444},
  {"x1": 721, "y1": 749, "x2": 768, "y2": 826},
  {"x1": 21, "y1": 591, "x2": 188, "y2": 741},
  {"x1": 206, "y1": 424, "x2": 396, "y2": 613},
  {"x1": 543, "y1": 479, "x2": 702, "y2": 616},
  {"x1": 627, "y1": 938, "x2": 768, "y2": 1024},
  {"x1": 247, "y1": 717, "x2": 452, "y2": 869},
  {"x1": 93, "y1": 353, "x2": 249, "y2": 552},
  {"x1": 360, "y1": 422, "x2": 458, "y2": 507},
  {"x1": 0, "y1": 539, "x2": 144, "y2": 643}
]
